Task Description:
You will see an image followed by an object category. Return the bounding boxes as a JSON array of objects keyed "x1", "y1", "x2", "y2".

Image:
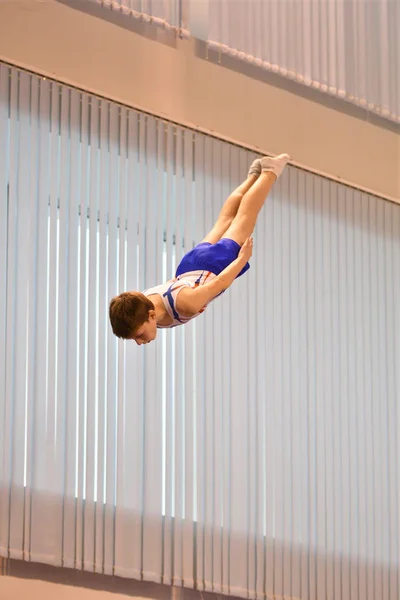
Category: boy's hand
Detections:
[{"x1": 238, "y1": 237, "x2": 253, "y2": 262}]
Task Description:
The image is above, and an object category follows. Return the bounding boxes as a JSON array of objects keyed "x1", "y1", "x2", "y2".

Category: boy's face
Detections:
[{"x1": 132, "y1": 311, "x2": 157, "y2": 345}]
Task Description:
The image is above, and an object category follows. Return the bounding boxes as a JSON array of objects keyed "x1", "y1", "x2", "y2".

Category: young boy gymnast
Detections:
[{"x1": 109, "y1": 153, "x2": 290, "y2": 345}]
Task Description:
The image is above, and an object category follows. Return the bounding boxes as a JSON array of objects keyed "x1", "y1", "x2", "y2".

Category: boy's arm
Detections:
[{"x1": 176, "y1": 238, "x2": 253, "y2": 316}]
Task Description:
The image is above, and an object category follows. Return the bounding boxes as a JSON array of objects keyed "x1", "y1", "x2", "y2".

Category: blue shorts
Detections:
[{"x1": 175, "y1": 238, "x2": 250, "y2": 278}]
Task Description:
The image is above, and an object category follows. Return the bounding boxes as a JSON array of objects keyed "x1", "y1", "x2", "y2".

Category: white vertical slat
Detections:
[
  {"x1": 93, "y1": 97, "x2": 108, "y2": 573},
  {"x1": 137, "y1": 110, "x2": 149, "y2": 579},
  {"x1": 353, "y1": 190, "x2": 367, "y2": 600},
  {"x1": 329, "y1": 183, "x2": 340, "y2": 600},
  {"x1": 335, "y1": 1, "x2": 350, "y2": 99},
  {"x1": 301, "y1": 0, "x2": 312, "y2": 86},
  {"x1": 244, "y1": 148, "x2": 257, "y2": 600},
  {"x1": 305, "y1": 172, "x2": 317, "y2": 600},
  {"x1": 61, "y1": 86, "x2": 81, "y2": 568},
  {"x1": 54, "y1": 84, "x2": 73, "y2": 566},
  {"x1": 288, "y1": 167, "x2": 301, "y2": 600},
  {"x1": 296, "y1": 170, "x2": 310, "y2": 600},
  {"x1": 356, "y1": 0, "x2": 368, "y2": 108},
  {"x1": 9, "y1": 70, "x2": 32, "y2": 560},
  {"x1": 0, "y1": 66, "x2": 9, "y2": 545},
  {"x1": 193, "y1": 131, "x2": 206, "y2": 592},
  {"x1": 350, "y1": 0, "x2": 359, "y2": 105},
  {"x1": 395, "y1": 2, "x2": 400, "y2": 120},
  {"x1": 172, "y1": 124, "x2": 184, "y2": 587},
  {"x1": 376, "y1": 198, "x2": 389, "y2": 600},
  {"x1": 327, "y1": 0, "x2": 337, "y2": 94},
  {"x1": 103, "y1": 100, "x2": 120, "y2": 575},
  {"x1": 3, "y1": 68, "x2": 17, "y2": 557},
  {"x1": 254, "y1": 149, "x2": 265, "y2": 600},
  {"x1": 312, "y1": 176, "x2": 326, "y2": 600},
  {"x1": 286, "y1": 0, "x2": 296, "y2": 78},
  {"x1": 201, "y1": 133, "x2": 215, "y2": 593},
  {"x1": 322, "y1": 179, "x2": 334, "y2": 600},
  {"x1": 337, "y1": 185, "x2": 351, "y2": 600},
  {"x1": 227, "y1": 156, "x2": 249, "y2": 598},
  {"x1": 277, "y1": 0, "x2": 286, "y2": 76},
  {"x1": 335, "y1": 0, "x2": 346, "y2": 99},
  {"x1": 182, "y1": 126, "x2": 195, "y2": 590},
  {"x1": 28, "y1": 77, "x2": 51, "y2": 562},
  {"x1": 245, "y1": 153, "x2": 257, "y2": 600},
  {"x1": 382, "y1": 202, "x2": 393, "y2": 600},
  {"x1": 162, "y1": 120, "x2": 175, "y2": 587},
  {"x1": 391, "y1": 202, "x2": 400, "y2": 600},
  {"x1": 157, "y1": 121, "x2": 168, "y2": 584},
  {"x1": 142, "y1": 113, "x2": 163, "y2": 582},
  {"x1": 83, "y1": 95, "x2": 100, "y2": 571},
  {"x1": 280, "y1": 165, "x2": 294, "y2": 599},
  {"x1": 385, "y1": 202, "x2": 399, "y2": 600},
  {"x1": 269, "y1": 0, "x2": 278, "y2": 71},
  {"x1": 16, "y1": 70, "x2": 35, "y2": 561},
  {"x1": 346, "y1": 188, "x2": 358, "y2": 600},
  {"x1": 378, "y1": 3, "x2": 389, "y2": 115},
  {"x1": 263, "y1": 167, "x2": 275, "y2": 598},
  {"x1": 77, "y1": 91, "x2": 90, "y2": 569},
  {"x1": 113, "y1": 103, "x2": 128, "y2": 578},
  {"x1": 42, "y1": 79, "x2": 60, "y2": 560},
  {"x1": 369, "y1": 196, "x2": 383, "y2": 600},
  {"x1": 0, "y1": 64, "x2": 10, "y2": 554},
  {"x1": 75, "y1": 90, "x2": 90, "y2": 570},
  {"x1": 210, "y1": 140, "x2": 223, "y2": 595},
  {"x1": 225, "y1": 147, "x2": 241, "y2": 598},
  {"x1": 274, "y1": 177, "x2": 285, "y2": 600},
  {"x1": 22, "y1": 74, "x2": 38, "y2": 562},
  {"x1": 310, "y1": 0, "x2": 320, "y2": 90},
  {"x1": 114, "y1": 108, "x2": 142, "y2": 581},
  {"x1": 114, "y1": 101, "x2": 128, "y2": 575},
  {"x1": 361, "y1": 195, "x2": 373, "y2": 599},
  {"x1": 200, "y1": 133, "x2": 213, "y2": 593},
  {"x1": 365, "y1": 3, "x2": 379, "y2": 113}
]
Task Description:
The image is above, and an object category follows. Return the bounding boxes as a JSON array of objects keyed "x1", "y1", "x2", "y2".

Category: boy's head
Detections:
[{"x1": 109, "y1": 292, "x2": 157, "y2": 345}]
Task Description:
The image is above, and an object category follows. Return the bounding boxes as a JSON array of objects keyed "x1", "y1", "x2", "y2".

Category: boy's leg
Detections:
[
  {"x1": 221, "y1": 154, "x2": 290, "y2": 246},
  {"x1": 201, "y1": 159, "x2": 261, "y2": 244}
]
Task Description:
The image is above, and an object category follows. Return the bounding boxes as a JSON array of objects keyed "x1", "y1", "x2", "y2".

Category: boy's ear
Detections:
[{"x1": 149, "y1": 309, "x2": 156, "y2": 321}]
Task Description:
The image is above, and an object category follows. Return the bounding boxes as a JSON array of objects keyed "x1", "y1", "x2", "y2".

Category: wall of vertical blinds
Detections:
[
  {"x1": 0, "y1": 63, "x2": 399, "y2": 600},
  {"x1": 90, "y1": 0, "x2": 400, "y2": 124}
]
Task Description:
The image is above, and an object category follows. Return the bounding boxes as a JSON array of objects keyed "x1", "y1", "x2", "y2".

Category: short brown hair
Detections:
[{"x1": 109, "y1": 292, "x2": 155, "y2": 339}]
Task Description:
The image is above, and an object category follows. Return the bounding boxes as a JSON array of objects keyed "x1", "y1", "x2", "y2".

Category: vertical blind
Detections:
[
  {"x1": 0, "y1": 63, "x2": 399, "y2": 600},
  {"x1": 206, "y1": 0, "x2": 400, "y2": 124},
  {"x1": 88, "y1": 0, "x2": 189, "y2": 36}
]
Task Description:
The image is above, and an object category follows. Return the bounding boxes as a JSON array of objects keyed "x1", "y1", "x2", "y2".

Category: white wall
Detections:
[
  {"x1": 0, "y1": 577, "x2": 141, "y2": 600},
  {"x1": 0, "y1": 0, "x2": 398, "y2": 201}
]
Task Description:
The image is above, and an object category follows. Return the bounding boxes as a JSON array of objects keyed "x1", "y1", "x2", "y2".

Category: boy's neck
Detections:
[{"x1": 152, "y1": 294, "x2": 173, "y2": 327}]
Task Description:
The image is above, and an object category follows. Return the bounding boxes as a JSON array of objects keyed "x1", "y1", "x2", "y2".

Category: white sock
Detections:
[
  {"x1": 260, "y1": 153, "x2": 291, "y2": 178},
  {"x1": 247, "y1": 158, "x2": 262, "y2": 177}
]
